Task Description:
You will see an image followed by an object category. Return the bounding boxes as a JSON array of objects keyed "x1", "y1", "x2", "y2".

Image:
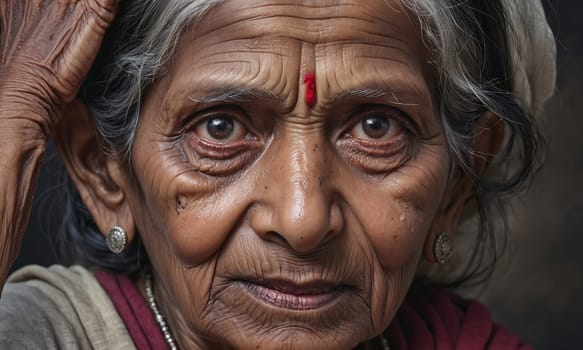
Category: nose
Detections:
[{"x1": 250, "y1": 134, "x2": 344, "y2": 253}]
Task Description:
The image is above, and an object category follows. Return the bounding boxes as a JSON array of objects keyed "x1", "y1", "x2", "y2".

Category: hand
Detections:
[
  {"x1": 0, "y1": 0, "x2": 119, "y2": 137},
  {"x1": 0, "y1": 0, "x2": 119, "y2": 288}
]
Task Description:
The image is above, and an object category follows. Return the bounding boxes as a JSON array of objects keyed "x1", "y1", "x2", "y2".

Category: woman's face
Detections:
[{"x1": 124, "y1": 0, "x2": 450, "y2": 348}]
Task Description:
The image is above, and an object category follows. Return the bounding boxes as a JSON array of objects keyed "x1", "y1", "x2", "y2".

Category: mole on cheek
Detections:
[
  {"x1": 176, "y1": 195, "x2": 187, "y2": 214},
  {"x1": 304, "y1": 72, "x2": 316, "y2": 107}
]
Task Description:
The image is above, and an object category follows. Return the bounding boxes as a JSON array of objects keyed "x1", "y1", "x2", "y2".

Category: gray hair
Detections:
[
  {"x1": 84, "y1": 0, "x2": 224, "y2": 158},
  {"x1": 65, "y1": 0, "x2": 550, "y2": 283}
]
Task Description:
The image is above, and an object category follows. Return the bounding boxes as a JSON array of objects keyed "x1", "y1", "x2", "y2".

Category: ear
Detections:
[
  {"x1": 53, "y1": 99, "x2": 136, "y2": 242},
  {"x1": 423, "y1": 111, "x2": 505, "y2": 263}
]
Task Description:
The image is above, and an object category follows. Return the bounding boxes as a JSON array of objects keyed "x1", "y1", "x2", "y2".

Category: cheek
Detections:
[
  {"x1": 356, "y1": 199, "x2": 427, "y2": 268},
  {"x1": 343, "y1": 145, "x2": 449, "y2": 329},
  {"x1": 142, "y1": 172, "x2": 256, "y2": 266},
  {"x1": 348, "y1": 145, "x2": 450, "y2": 270},
  {"x1": 131, "y1": 164, "x2": 258, "y2": 321},
  {"x1": 129, "y1": 122, "x2": 258, "y2": 266}
]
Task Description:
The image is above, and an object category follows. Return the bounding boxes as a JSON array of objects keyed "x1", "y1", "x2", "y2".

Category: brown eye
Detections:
[
  {"x1": 350, "y1": 113, "x2": 402, "y2": 141},
  {"x1": 362, "y1": 116, "x2": 389, "y2": 138},
  {"x1": 207, "y1": 117, "x2": 234, "y2": 139},
  {"x1": 194, "y1": 115, "x2": 246, "y2": 144}
]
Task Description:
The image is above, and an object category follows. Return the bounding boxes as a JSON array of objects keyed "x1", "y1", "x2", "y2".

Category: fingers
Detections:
[
  {"x1": 86, "y1": 0, "x2": 120, "y2": 24},
  {"x1": 0, "y1": 0, "x2": 121, "y2": 130}
]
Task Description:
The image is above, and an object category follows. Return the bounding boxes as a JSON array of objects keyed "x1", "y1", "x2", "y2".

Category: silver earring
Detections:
[
  {"x1": 106, "y1": 225, "x2": 128, "y2": 254},
  {"x1": 434, "y1": 232, "x2": 453, "y2": 265}
]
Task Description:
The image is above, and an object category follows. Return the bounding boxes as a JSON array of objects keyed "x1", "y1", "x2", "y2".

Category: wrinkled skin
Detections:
[
  {"x1": 0, "y1": 0, "x2": 498, "y2": 349},
  {"x1": 0, "y1": 0, "x2": 118, "y2": 133},
  {"x1": 62, "y1": 0, "x2": 456, "y2": 348}
]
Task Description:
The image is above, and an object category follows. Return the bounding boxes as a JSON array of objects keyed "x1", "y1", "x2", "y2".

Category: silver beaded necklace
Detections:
[
  {"x1": 145, "y1": 274, "x2": 178, "y2": 350},
  {"x1": 380, "y1": 334, "x2": 391, "y2": 350},
  {"x1": 144, "y1": 274, "x2": 390, "y2": 350}
]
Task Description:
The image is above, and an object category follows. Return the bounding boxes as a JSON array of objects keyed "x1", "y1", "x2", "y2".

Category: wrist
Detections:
[
  {"x1": 0, "y1": 121, "x2": 48, "y2": 166},
  {"x1": 0, "y1": 97, "x2": 62, "y2": 140},
  {"x1": 0, "y1": 67, "x2": 64, "y2": 136}
]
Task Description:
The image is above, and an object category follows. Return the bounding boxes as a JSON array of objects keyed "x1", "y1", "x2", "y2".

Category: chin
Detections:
[
  {"x1": 198, "y1": 278, "x2": 378, "y2": 349},
  {"x1": 221, "y1": 326, "x2": 370, "y2": 350}
]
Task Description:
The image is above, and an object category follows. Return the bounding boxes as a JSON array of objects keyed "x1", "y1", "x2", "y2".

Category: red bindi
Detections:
[{"x1": 303, "y1": 72, "x2": 317, "y2": 107}]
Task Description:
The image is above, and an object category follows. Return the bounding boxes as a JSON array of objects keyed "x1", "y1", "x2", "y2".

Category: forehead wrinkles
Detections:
[
  {"x1": 199, "y1": 0, "x2": 419, "y2": 47},
  {"x1": 162, "y1": 38, "x2": 300, "y2": 114}
]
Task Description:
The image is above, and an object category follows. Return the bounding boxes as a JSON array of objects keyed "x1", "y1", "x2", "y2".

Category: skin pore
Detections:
[{"x1": 55, "y1": 0, "x2": 491, "y2": 349}]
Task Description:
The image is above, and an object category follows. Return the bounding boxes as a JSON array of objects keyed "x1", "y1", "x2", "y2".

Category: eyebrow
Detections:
[
  {"x1": 189, "y1": 87, "x2": 279, "y2": 104},
  {"x1": 329, "y1": 84, "x2": 435, "y2": 132},
  {"x1": 330, "y1": 88, "x2": 420, "y2": 107}
]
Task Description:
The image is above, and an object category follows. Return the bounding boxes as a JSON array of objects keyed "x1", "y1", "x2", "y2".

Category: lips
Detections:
[{"x1": 238, "y1": 278, "x2": 345, "y2": 310}]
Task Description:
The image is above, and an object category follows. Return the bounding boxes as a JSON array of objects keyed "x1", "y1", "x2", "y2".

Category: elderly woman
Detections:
[{"x1": 0, "y1": 0, "x2": 555, "y2": 349}]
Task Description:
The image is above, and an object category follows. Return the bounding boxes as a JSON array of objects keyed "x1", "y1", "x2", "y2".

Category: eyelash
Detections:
[
  {"x1": 183, "y1": 107, "x2": 261, "y2": 158},
  {"x1": 180, "y1": 103, "x2": 418, "y2": 175},
  {"x1": 187, "y1": 105, "x2": 254, "y2": 132},
  {"x1": 344, "y1": 104, "x2": 417, "y2": 135},
  {"x1": 332, "y1": 105, "x2": 419, "y2": 172}
]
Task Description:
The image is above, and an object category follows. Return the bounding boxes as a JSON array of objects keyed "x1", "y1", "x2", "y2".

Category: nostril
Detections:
[
  {"x1": 265, "y1": 230, "x2": 287, "y2": 245},
  {"x1": 264, "y1": 229, "x2": 330, "y2": 254}
]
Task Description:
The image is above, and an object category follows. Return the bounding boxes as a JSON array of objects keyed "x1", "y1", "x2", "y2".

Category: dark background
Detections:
[
  {"x1": 11, "y1": 1, "x2": 582, "y2": 349},
  {"x1": 479, "y1": 1, "x2": 583, "y2": 348}
]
